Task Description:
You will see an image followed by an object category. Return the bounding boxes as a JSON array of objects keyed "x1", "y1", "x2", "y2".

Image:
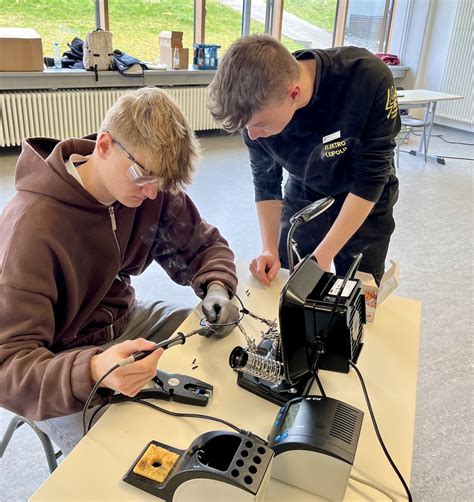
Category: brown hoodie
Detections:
[{"x1": 0, "y1": 137, "x2": 237, "y2": 420}]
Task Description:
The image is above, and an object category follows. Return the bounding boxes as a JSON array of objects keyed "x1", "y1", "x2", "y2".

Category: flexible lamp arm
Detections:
[{"x1": 287, "y1": 196, "x2": 335, "y2": 274}]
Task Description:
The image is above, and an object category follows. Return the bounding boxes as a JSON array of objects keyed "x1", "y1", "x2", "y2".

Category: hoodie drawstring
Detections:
[{"x1": 108, "y1": 206, "x2": 121, "y2": 257}]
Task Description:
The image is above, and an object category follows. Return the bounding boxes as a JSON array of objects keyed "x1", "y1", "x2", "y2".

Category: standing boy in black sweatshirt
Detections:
[{"x1": 209, "y1": 35, "x2": 401, "y2": 286}]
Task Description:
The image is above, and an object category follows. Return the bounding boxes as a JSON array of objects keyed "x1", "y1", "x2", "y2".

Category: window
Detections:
[
  {"x1": 0, "y1": 0, "x2": 95, "y2": 60},
  {"x1": 343, "y1": 0, "x2": 395, "y2": 53},
  {"x1": 281, "y1": 0, "x2": 338, "y2": 51},
  {"x1": 202, "y1": 0, "x2": 260, "y2": 55},
  {"x1": 205, "y1": 0, "x2": 301, "y2": 55},
  {"x1": 0, "y1": 0, "x2": 396, "y2": 73},
  {"x1": 108, "y1": 0, "x2": 194, "y2": 64},
  {"x1": 278, "y1": 0, "x2": 395, "y2": 54}
]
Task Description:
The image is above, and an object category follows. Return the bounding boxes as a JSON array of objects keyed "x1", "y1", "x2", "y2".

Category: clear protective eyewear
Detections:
[{"x1": 106, "y1": 131, "x2": 162, "y2": 187}]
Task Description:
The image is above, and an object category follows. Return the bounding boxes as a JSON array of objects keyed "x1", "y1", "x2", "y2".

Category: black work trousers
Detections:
[{"x1": 277, "y1": 177, "x2": 399, "y2": 285}]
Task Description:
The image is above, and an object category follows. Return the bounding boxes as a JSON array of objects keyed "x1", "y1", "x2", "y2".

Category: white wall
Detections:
[
  {"x1": 416, "y1": 0, "x2": 458, "y2": 91},
  {"x1": 390, "y1": 0, "x2": 431, "y2": 89},
  {"x1": 390, "y1": 0, "x2": 471, "y2": 131}
]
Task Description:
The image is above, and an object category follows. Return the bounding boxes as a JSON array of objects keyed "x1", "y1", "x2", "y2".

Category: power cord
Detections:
[
  {"x1": 87, "y1": 401, "x2": 110, "y2": 433},
  {"x1": 410, "y1": 131, "x2": 474, "y2": 146},
  {"x1": 307, "y1": 253, "x2": 363, "y2": 398},
  {"x1": 128, "y1": 398, "x2": 268, "y2": 445},
  {"x1": 400, "y1": 132, "x2": 474, "y2": 161},
  {"x1": 320, "y1": 253, "x2": 363, "y2": 346},
  {"x1": 313, "y1": 367, "x2": 326, "y2": 398},
  {"x1": 398, "y1": 149, "x2": 473, "y2": 161},
  {"x1": 349, "y1": 474, "x2": 396, "y2": 501},
  {"x1": 82, "y1": 363, "x2": 119, "y2": 436},
  {"x1": 86, "y1": 395, "x2": 269, "y2": 445},
  {"x1": 430, "y1": 156, "x2": 473, "y2": 161},
  {"x1": 85, "y1": 395, "x2": 244, "y2": 435},
  {"x1": 349, "y1": 361, "x2": 413, "y2": 502}
]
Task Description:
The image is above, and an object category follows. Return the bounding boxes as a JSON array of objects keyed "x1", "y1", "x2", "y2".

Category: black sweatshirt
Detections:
[{"x1": 243, "y1": 46, "x2": 401, "y2": 207}]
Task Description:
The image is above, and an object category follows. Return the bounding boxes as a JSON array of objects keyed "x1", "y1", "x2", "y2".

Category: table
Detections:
[
  {"x1": 31, "y1": 265, "x2": 421, "y2": 501},
  {"x1": 397, "y1": 89, "x2": 464, "y2": 164}
]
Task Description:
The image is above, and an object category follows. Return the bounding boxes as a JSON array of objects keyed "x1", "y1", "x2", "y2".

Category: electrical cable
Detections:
[
  {"x1": 86, "y1": 386, "x2": 270, "y2": 440},
  {"x1": 398, "y1": 149, "x2": 473, "y2": 161},
  {"x1": 132, "y1": 398, "x2": 241, "y2": 432},
  {"x1": 308, "y1": 351, "x2": 326, "y2": 397},
  {"x1": 306, "y1": 253, "x2": 362, "y2": 397},
  {"x1": 410, "y1": 131, "x2": 474, "y2": 146},
  {"x1": 349, "y1": 474, "x2": 396, "y2": 501},
  {"x1": 199, "y1": 286, "x2": 246, "y2": 328},
  {"x1": 305, "y1": 254, "x2": 363, "y2": 398},
  {"x1": 349, "y1": 361, "x2": 412, "y2": 502},
  {"x1": 82, "y1": 363, "x2": 119, "y2": 437},
  {"x1": 130, "y1": 398, "x2": 268, "y2": 445},
  {"x1": 86, "y1": 394, "x2": 248, "y2": 436},
  {"x1": 399, "y1": 129, "x2": 474, "y2": 161},
  {"x1": 313, "y1": 367, "x2": 326, "y2": 398},
  {"x1": 320, "y1": 253, "x2": 362, "y2": 345},
  {"x1": 433, "y1": 156, "x2": 474, "y2": 161},
  {"x1": 239, "y1": 307, "x2": 277, "y2": 328},
  {"x1": 87, "y1": 401, "x2": 109, "y2": 433}
]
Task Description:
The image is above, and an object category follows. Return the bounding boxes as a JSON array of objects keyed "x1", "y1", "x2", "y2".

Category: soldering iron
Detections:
[
  {"x1": 82, "y1": 324, "x2": 209, "y2": 436},
  {"x1": 120, "y1": 326, "x2": 209, "y2": 366}
]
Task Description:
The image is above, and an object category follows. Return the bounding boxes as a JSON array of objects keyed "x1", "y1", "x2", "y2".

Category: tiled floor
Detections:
[{"x1": 0, "y1": 127, "x2": 473, "y2": 501}]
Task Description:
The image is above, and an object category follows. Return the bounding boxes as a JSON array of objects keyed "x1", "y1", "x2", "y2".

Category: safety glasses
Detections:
[{"x1": 106, "y1": 131, "x2": 162, "y2": 187}]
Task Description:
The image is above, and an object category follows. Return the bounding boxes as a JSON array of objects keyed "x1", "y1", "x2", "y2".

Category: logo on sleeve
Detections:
[{"x1": 386, "y1": 86, "x2": 398, "y2": 120}]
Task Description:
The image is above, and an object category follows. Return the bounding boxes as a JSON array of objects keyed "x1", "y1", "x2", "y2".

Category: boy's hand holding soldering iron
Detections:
[{"x1": 90, "y1": 339, "x2": 164, "y2": 397}]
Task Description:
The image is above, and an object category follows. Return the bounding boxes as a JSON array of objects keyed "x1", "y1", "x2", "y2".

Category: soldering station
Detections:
[{"x1": 82, "y1": 196, "x2": 412, "y2": 501}]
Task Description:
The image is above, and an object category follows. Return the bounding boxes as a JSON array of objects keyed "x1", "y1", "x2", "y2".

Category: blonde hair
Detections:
[
  {"x1": 100, "y1": 87, "x2": 199, "y2": 192},
  {"x1": 208, "y1": 35, "x2": 300, "y2": 132}
]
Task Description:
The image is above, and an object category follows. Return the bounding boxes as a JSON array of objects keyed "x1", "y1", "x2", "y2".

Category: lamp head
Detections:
[{"x1": 289, "y1": 196, "x2": 335, "y2": 225}]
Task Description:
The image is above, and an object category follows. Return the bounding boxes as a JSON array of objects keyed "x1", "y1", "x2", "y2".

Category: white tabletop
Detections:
[
  {"x1": 31, "y1": 265, "x2": 421, "y2": 501},
  {"x1": 397, "y1": 89, "x2": 464, "y2": 105}
]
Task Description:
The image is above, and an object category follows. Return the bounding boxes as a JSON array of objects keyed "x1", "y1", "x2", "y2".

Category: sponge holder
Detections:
[{"x1": 123, "y1": 430, "x2": 273, "y2": 501}]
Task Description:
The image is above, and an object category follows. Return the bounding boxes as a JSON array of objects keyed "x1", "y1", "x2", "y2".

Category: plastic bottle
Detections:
[
  {"x1": 172, "y1": 46, "x2": 180, "y2": 69},
  {"x1": 209, "y1": 47, "x2": 216, "y2": 68},
  {"x1": 197, "y1": 47, "x2": 204, "y2": 67},
  {"x1": 53, "y1": 41, "x2": 62, "y2": 69}
]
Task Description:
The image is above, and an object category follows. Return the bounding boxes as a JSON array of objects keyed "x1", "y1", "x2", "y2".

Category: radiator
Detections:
[
  {"x1": 0, "y1": 86, "x2": 219, "y2": 147},
  {"x1": 437, "y1": 0, "x2": 474, "y2": 124}
]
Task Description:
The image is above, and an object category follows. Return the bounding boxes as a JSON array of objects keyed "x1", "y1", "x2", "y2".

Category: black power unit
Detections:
[{"x1": 279, "y1": 254, "x2": 366, "y2": 378}]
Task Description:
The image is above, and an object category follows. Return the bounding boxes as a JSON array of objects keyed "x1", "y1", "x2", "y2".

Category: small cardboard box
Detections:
[
  {"x1": 355, "y1": 260, "x2": 400, "y2": 322},
  {"x1": 160, "y1": 47, "x2": 189, "y2": 69},
  {"x1": 159, "y1": 31, "x2": 183, "y2": 48},
  {"x1": 0, "y1": 28, "x2": 43, "y2": 71}
]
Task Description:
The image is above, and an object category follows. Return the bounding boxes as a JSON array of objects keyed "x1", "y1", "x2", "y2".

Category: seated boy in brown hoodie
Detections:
[{"x1": 0, "y1": 87, "x2": 239, "y2": 455}]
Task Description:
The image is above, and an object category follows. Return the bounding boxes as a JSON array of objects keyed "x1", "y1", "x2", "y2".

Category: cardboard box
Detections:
[
  {"x1": 355, "y1": 260, "x2": 400, "y2": 322},
  {"x1": 160, "y1": 47, "x2": 189, "y2": 69},
  {"x1": 159, "y1": 31, "x2": 183, "y2": 48},
  {"x1": 0, "y1": 28, "x2": 43, "y2": 71}
]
